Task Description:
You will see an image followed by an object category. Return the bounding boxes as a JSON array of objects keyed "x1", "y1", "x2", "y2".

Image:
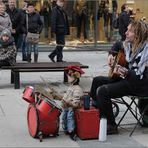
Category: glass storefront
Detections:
[{"x1": 3, "y1": 0, "x2": 148, "y2": 47}]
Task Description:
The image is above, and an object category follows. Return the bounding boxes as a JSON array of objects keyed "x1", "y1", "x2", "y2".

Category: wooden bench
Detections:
[{"x1": 1, "y1": 62, "x2": 89, "y2": 89}]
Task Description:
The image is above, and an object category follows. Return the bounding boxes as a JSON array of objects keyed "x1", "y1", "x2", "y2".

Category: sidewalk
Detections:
[{"x1": 0, "y1": 51, "x2": 148, "y2": 147}]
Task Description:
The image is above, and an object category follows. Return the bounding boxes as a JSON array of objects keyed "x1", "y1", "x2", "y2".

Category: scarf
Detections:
[{"x1": 124, "y1": 41, "x2": 148, "y2": 78}]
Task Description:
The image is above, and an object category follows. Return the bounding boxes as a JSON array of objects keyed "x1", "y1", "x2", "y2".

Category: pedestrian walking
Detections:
[{"x1": 48, "y1": 0, "x2": 69, "y2": 63}]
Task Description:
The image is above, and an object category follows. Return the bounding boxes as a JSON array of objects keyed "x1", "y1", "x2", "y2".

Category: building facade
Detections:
[{"x1": 2, "y1": 0, "x2": 148, "y2": 47}]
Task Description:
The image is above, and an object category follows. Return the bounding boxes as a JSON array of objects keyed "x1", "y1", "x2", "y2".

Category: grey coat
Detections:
[{"x1": 0, "y1": 12, "x2": 12, "y2": 33}]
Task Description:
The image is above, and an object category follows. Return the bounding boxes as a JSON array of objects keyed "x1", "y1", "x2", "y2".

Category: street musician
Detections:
[{"x1": 90, "y1": 20, "x2": 148, "y2": 134}]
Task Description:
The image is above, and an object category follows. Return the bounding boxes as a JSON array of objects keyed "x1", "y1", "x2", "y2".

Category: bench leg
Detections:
[
  {"x1": 14, "y1": 71, "x2": 20, "y2": 89},
  {"x1": 11, "y1": 70, "x2": 14, "y2": 84},
  {"x1": 64, "y1": 70, "x2": 68, "y2": 83}
]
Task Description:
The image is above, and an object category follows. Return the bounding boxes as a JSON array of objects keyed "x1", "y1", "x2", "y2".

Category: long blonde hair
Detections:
[{"x1": 130, "y1": 20, "x2": 148, "y2": 53}]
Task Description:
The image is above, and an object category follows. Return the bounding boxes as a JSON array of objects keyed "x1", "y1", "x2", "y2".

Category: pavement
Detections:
[{"x1": 0, "y1": 51, "x2": 148, "y2": 147}]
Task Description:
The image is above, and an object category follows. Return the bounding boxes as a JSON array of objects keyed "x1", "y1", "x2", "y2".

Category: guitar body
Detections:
[{"x1": 109, "y1": 50, "x2": 127, "y2": 78}]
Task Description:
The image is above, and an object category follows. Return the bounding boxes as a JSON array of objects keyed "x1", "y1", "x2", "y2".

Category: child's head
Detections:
[
  {"x1": 65, "y1": 65, "x2": 85, "y2": 84},
  {"x1": 0, "y1": 29, "x2": 11, "y2": 42}
]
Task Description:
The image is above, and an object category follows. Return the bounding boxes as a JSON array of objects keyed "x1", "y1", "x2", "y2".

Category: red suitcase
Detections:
[{"x1": 75, "y1": 107, "x2": 100, "y2": 139}]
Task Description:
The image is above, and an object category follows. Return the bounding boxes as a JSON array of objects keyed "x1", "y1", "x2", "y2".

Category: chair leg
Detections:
[{"x1": 130, "y1": 105, "x2": 148, "y2": 136}]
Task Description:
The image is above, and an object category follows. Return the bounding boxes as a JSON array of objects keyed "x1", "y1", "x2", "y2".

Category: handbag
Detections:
[
  {"x1": 26, "y1": 32, "x2": 39, "y2": 44},
  {"x1": 26, "y1": 14, "x2": 39, "y2": 44}
]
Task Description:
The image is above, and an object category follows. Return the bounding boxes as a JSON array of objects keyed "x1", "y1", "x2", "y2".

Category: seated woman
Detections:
[
  {"x1": 90, "y1": 20, "x2": 148, "y2": 135},
  {"x1": 0, "y1": 29, "x2": 16, "y2": 67}
]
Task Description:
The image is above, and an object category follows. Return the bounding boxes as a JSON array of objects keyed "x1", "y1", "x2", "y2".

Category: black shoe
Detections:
[
  {"x1": 22, "y1": 58, "x2": 28, "y2": 61},
  {"x1": 69, "y1": 132, "x2": 77, "y2": 141},
  {"x1": 48, "y1": 55, "x2": 55, "y2": 63},
  {"x1": 22, "y1": 55, "x2": 28, "y2": 61},
  {"x1": 107, "y1": 124, "x2": 118, "y2": 135}
]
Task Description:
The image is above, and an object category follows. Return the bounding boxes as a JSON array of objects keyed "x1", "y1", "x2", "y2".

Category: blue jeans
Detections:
[
  {"x1": 62, "y1": 108, "x2": 75, "y2": 132},
  {"x1": 26, "y1": 42, "x2": 38, "y2": 55},
  {"x1": 17, "y1": 34, "x2": 27, "y2": 56}
]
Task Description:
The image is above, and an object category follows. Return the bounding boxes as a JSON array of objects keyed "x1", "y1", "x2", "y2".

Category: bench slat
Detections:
[
  {"x1": 1, "y1": 62, "x2": 88, "y2": 69},
  {"x1": 1, "y1": 62, "x2": 89, "y2": 89}
]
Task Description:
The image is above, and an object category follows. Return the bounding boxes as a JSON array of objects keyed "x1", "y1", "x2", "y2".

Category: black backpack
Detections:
[{"x1": 138, "y1": 99, "x2": 148, "y2": 127}]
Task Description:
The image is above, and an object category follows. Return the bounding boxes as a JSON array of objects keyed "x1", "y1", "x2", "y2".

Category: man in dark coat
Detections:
[
  {"x1": 6, "y1": 0, "x2": 23, "y2": 49},
  {"x1": 48, "y1": 0, "x2": 69, "y2": 62},
  {"x1": 118, "y1": 3, "x2": 130, "y2": 41}
]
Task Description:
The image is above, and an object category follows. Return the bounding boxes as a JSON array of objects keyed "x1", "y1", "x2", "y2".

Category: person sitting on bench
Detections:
[
  {"x1": 90, "y1": 20, "x2": 148, "y2": 135},
  {"x1": 0, "y1": 29, "x2": 16, "y2": 70}
]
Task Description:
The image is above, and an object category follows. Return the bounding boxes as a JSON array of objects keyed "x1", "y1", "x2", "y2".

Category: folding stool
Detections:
[{"x1": 113, "y1": 96, "x2": 148, "y2": 136}]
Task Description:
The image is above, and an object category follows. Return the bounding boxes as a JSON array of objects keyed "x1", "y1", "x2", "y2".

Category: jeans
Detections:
[
  {"x1": 62, "y1": 108, "x2": 75, "y2": 132},
  {"x1": 49, "y1": 34, "x2": 65, "y2": 61},
  {"x1": 26, "y1": 42, "x2": 38, "y2": 55},
  {"x1": 17, "y1": 34, "x2": 27, "y2": 56}
]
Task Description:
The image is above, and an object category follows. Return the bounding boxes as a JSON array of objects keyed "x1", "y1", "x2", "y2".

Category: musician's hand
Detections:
[
  {"x1": 108, "y1": 54, "x2": 114, "y2": 67},
  {"x1": 115, "y1": 65, "x2": 128, "y2": 78}
]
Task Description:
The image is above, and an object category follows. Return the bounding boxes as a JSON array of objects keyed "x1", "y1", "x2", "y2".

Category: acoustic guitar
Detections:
[{"x1": 108, "y1": 50, "x2": 127, "y2": 78}]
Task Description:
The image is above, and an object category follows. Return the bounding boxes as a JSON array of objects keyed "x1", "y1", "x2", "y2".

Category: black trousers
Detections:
[
  {"x1": 90, "y1": 76, "x2": 133, "y2": 125},
  {"x1": 76, "y1": 12, "x2": 87, "y2": 39},
  {"x1": 50, "y1": 34, "x2": 65, "y2": 62}
]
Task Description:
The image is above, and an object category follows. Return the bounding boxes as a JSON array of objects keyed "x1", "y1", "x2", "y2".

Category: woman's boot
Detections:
[
  {"x1": 27, "y1": 54, "x2": 31, "y2": 63},
  {"x1": 34, "y1": 54, "x2": 38, "y2": 63}
]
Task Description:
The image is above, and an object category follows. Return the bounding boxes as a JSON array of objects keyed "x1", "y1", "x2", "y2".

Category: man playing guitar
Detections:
[{"x1": 90, "y1": 20, "x2": 148, "y2": 135}]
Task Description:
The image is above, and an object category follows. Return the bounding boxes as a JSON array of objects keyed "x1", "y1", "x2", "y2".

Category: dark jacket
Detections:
[
  {"x1": 0, "y1": 37, "x2": 16, "y2": 66},
  {"x1": 23, "y1": 11, "x2": 43, "y2": 34},
  {"x1": 6, "y1": 7, "x2": 22, "y2": 35},
  {"x1": 51, "y1": 6, "x2": 69, "y2": 35},
  {"x1": 118, "y1": 11, "x2": 130, "y2": 40}
]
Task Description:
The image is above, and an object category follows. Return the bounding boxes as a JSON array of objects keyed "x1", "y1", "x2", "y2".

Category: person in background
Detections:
[
  {"x1": 118, "y1": 3, "x2": 130, "y2": 41},
  {"x1": 48, "y1": 0, "x2": 69, "y2": 63},
  {"x1": 73, "y1": 0, "x2": 88, "y2": 43},
  {"x1": 40, "y1": 1, "x2": 51, "y2": 43},
  {"x1": 18, "y1": 1, "x2": 28, "y2": 61},
  {"x1": 24, "y1": 2, "x2": 43, "y2": 63},
  {"x1": 0, "y1": 29, "x2": 16, "y2": 68},
  {"x1": 0, "y1": 2, "x2": 12, "y2": 34},
  {"x1": 6, "y1": 0, "x2": 23, "y2": 49},
  {"x1": 90, "y1": 20, "x2": 148, "y2": 134}
]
